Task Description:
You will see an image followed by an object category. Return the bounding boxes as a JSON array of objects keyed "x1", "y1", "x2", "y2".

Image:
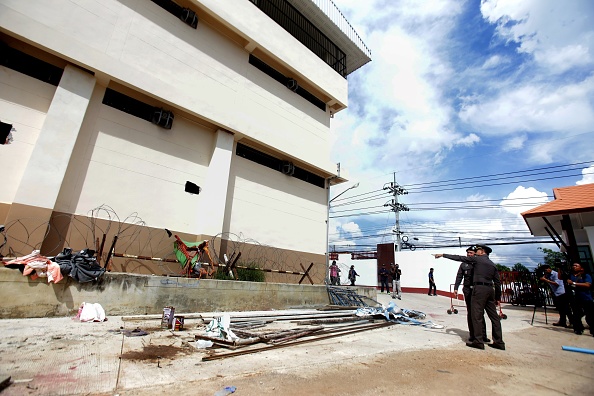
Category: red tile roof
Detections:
[{"x1": 522, "y1": 183, "x2": 594, "y2": 218}]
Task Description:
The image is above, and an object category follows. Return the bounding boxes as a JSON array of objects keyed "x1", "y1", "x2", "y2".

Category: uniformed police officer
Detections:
[
  {"x1": 454, "y1": 245, "x2": 489, "y2": 343},
  {"x1": 433, "y1": 244, "x2": 505, "y2": 350}
]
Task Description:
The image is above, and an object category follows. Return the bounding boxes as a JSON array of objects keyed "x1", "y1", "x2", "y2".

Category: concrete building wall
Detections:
[
  {"x1": 193, "y1": 0, "x2": 348, "y2": 108},
  {"x1": 56, "y1": 96, "x2": 214, "y2": 232},
  {"x1": 0, "y1": 0, "x2": 341, "y2": 174},
  {"x1": 228, "y1": 154, "x2": 327, "y2": 254},
  {"x1": 0, "y1": 268, "x2": 377, "y2": 318},
  {"x1": 334, "y1": 249, "x2": 472, "y2": 294},
  {"x1": 0, "y1": 67, "x2": 53, "y2": 207},
  {"x1": 0, "y1": 0, "x2": 349, "y2": 268}
]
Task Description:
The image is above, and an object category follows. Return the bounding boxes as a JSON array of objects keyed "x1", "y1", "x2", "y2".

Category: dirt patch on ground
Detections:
[{"x1": 120, "y1": 344, "x2": 192, "y2": 361}]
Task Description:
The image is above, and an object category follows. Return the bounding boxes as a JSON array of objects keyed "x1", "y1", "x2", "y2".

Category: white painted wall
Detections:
[
  {"x1": 192, "y1": 0, "x2": 348, "y2": 106},
  {"x1": 0, "y1": 67, "x2": 53, "y2": 204},
  {"x1": 13, "y1": 66, "x2": 96, "y2": 210},
  {"x1": 0, "y1": 0, "x2": 341, "y2": 175},
  {"x1": 0, "y1": 0, "x2": 349, "y2": 254},
  {"x1": 333, "y1": 248, "x2": 473, "y2": 292},
  {"x1": 55, "y1": 97, "x2": 213, "y2": 232},
  {"x1": 228, "y1": 155, "x2": 326, "y2": 254}
]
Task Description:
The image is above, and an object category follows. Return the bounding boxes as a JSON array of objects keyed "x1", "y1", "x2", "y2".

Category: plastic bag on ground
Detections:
[{"x1": 77, "y1": 302, "x2": 107, "y2": 322}]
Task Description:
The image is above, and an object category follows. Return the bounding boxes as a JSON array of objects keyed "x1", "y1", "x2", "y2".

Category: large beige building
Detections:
[{"x1": 0, "y1": 0, "x2": 370, "y2": 282}]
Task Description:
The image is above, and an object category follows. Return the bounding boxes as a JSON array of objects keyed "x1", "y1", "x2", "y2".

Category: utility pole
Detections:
[{"x1": 384, "y1": 173, "x2": 408, "y2": 251}]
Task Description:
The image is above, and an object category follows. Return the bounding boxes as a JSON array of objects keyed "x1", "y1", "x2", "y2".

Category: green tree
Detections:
[
  {"x1": 512, "y1": 263, "x2": 529, "y2": 272},
  {"x1": 495, "y1": 264, "x2": 511, "y2": 271},
  {"x1": 537, "y1": 247, "x2": 568, "y2": 269}
]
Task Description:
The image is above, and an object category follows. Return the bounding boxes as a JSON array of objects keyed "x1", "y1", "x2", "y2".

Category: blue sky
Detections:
[{"x1": 327, "y1": 0, "x2": 594, "y2": 268}]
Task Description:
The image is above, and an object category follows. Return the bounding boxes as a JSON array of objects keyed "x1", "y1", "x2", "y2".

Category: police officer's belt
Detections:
[{"x1": 473, "y1": 282, "x2": 493, "y2": 286}]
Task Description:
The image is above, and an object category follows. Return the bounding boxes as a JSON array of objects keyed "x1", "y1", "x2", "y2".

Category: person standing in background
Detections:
[
  {"x1": 379, "y1": 266, "x2": 390, "y2": 294},
  {"x1": 329, "y1": 261, "x2": 339, "y2": 285},
  {"x1": 391, "y1": 264, "x2": 402, "y2": 300},
  {"x1": 567, "y1": 263, "x2": 594, "y2": 336},
  {"x1": 428, "y1": 268, "x2": 437, "y2": 296},
  {"x1": 348, "y1": 265, "x2": 359, "y2": 286},
  {"x1": 539, "y1": 264, "x2": 571, "y2": 328}
]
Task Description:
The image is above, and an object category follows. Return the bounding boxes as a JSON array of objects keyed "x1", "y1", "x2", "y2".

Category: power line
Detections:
[
  {"x1": 327, "y1": 161, "x2": 593, "y2": 252},
  {"x1": 402, "y1": 160, "x2": 593, "y2": 188},
  {"x1": 407, "y1": 171, "x2": 591, "y2": 194}
]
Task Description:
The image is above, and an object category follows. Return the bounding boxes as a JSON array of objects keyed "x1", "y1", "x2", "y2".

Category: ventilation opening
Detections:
[
  {"x1": 236, "y1": 143, "x2": 324, "y2": 188},
  {"x1": 0, "y1": 42, "x2": 63, "y2": 86},
  {"x1": 151, "y1": 0, "x2": 198, "y2": 28},
  {"x1": 249, "y1": 55, "x2": 326, "y2": 112},
  {"x1": 102, "y1": 89, "x2": 174, "y2": 129}
]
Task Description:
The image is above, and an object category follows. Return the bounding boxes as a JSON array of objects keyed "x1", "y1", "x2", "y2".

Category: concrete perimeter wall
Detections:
[
  {"x1": 0, "y1": 268, "x2": 376, "y2": 319},
  {"x1": 334, "y1": 248, "x2": 471, "y2": 295}
]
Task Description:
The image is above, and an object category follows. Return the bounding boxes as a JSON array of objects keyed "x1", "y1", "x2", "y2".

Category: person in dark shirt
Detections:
[
  {"x1": 453, "y1": 246, "x2": 489, "y2": 343},
  {"x1": 428, "y1": 268, "x2": 436, "y2": 296},
  {"x1": 433, "y1": 244, "x2": 505, "y2": 350},
  {"x1": 567, "y1": 263, "x2": 594, "y2": 336},
  {"x1": 391, "y1": 263, "x2": 402, "y2": 300},
  {"x1": 378, "y1": 266, "x2": 390, "y2": 294},
  {"x1": 348, "y1": 265, "x2": 359, "y2": 286}
]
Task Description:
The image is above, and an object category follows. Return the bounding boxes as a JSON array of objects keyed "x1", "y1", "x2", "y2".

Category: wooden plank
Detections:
[{"x1": 298, "y1": 262, "x2": 314, "y2": 285}]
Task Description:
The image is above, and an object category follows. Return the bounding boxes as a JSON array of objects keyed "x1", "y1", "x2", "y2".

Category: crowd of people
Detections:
[
  {"x1": 329, "y1": 246, "x2": 593, "y2": 348},
  {"x1": 540, "y1": 262, "x2": 593, "y2": 336},
  {"x1": 329, "y1": 260, "x2": 360, "y2": 286}
]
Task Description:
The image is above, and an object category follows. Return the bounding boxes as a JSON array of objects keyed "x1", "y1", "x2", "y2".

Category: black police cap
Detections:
[{"x1": 474, "y1": 244, "x2": 492, "y2": 254}]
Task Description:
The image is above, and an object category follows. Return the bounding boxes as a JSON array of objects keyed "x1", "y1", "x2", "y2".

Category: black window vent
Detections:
[
  {"x1": 248, "y1": 0, "x2": 347, "y2": 78},
  {"x1": 102, "y1": 88, "x2": 174, "y2": 129},
  {"x1": 0, "y1": 42, "x2": 63, "y2": 86},
  {"x1": 249, "y1": 55, "x2": 326, "y2": 112},
  {"x1": 151, "y1": 0, "x2": 198, "y2": 28},
  {"x1": 236, "y1": 143, "x2": 324, "y2": 188}
]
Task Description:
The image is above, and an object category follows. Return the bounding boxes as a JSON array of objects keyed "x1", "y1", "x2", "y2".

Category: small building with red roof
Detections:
[{"x1": 521, "y1": 183, "x2": 594, "y2": 271}]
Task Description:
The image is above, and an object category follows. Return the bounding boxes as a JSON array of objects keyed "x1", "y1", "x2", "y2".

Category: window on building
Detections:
[
  {"x1": 248, "y1": 0, "x2": 347, "y2": 77},
  {"x1": 236, "y1": 142, "x2": 324, "y2": 188},
  {"x1": 249, "y1": 55, "x2": 326, "y2": 112},
  {"x1": 0, "y1": 42, "x2": 63, "y2": 85}
]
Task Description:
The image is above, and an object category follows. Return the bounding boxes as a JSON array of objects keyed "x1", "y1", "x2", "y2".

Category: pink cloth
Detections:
[
  {"x1": 47, "y1": 261, "x2": 64, "y2": 283},
  {"x1": 6, "y1": 250, "x2": 54, "y2": 282}
]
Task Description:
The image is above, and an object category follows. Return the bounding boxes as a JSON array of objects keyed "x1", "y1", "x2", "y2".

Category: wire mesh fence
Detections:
[{"x1": 0, "y1": 205, "x2": 326, "y2": 284}]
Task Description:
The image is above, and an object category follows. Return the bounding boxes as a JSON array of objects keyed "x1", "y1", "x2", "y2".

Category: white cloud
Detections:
[
  {"x1": 502, "y1": 134, "x2": 526, "y2": 151},
  {"x1": 481, "y1": 0, "x2": 594, "y2": 73},
  {"x1": 481, "y1": 55, "x2": 509, "y2": 70},
  {"x1": 500, "y1": 186, "x2": 549, "y2": 216},
  {"x1": 536, "y1": 45, "x2": 592, "y2": 74},
  {"x1": 341, "y1": 221, "x2": 362, "y2": 236},
  {"x1": 454, "y1": 133, "x2": 480, "y2": 146},
  {"x1": 331, "y1": 0, "x2": 474, "y2": 180},
  {"x1": 576, "y1": 164, "x2": 594, "y2": 185},
  {"x1": 459, "y1": 75, "x2": 594, "y2": 135}
]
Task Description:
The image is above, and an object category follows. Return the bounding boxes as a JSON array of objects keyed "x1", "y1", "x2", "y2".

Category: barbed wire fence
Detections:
[{"x1": 0, "y1": 205, "x2": 326, "y2": 284}]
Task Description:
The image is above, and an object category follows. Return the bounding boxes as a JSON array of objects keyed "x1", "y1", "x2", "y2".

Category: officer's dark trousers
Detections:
[
  {"x1": 471, "y1": 285, "x2": 503, "y2": 344},
  {"x1": 463, "y1": 286, "x2": 486, "y2": 341}
]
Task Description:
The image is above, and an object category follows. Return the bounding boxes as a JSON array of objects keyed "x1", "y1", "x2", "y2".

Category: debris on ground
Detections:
[
  {"x1": 115, "y1": 289, "x2": 445, "y2": 364},
  {"x1": 213, "y1": 385, "x2": 237, "y2": 395}
]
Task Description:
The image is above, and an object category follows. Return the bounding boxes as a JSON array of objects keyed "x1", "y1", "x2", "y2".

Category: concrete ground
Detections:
[{"x1": 0, "y1": 292, "x2": 593, "y2": 395}]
